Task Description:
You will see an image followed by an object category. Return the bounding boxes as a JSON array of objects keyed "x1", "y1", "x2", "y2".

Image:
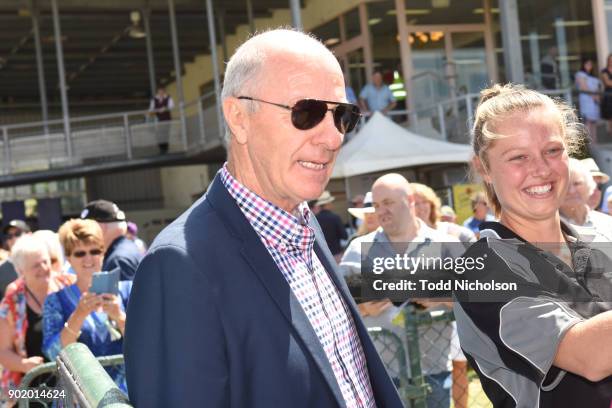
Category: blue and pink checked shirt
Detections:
[{"x1": 220, "y1": 165, "x2": 376, "y2": 408}]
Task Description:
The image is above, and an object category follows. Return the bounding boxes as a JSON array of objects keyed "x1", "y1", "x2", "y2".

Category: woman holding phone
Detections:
[
  {"x1": 454, "y1": 84, "x2": 612, "y2": 407},
  {"x1": 42, "y1": 218, "x2": 131, "y2": 391}
]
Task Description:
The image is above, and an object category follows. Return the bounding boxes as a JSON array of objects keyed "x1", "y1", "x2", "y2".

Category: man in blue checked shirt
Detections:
[{"x1": 125, "y1": 28, "x2": 403, "y2": 408}]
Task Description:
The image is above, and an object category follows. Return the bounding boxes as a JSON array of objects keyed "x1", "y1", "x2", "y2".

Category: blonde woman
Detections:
[
  {"x1": 454, "y1": 83, "x2": 612, "y2": 407},
  {"x1": 411, "y1": 183, "x2": 476, "y2": 245}
]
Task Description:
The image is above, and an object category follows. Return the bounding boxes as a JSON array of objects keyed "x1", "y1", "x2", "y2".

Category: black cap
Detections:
[
  {"x1": 2, "y1": 219, "x2": 31, "y2": 235},
  {"x1": 80, "y1": 200, "x2": 126, "y2": 223}
]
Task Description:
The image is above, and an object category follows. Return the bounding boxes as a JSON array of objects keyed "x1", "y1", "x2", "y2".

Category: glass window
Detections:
[
  {"x1": 518, "y1": 0, "x2": 596, "y2": 89},
  {"x1": 344, "y1": 7, "x2": 361, "y2": 40},
  {"x1": 402, "y1": 0, "x2": 485, "y2": 25},
  {"x1": 311, "y1": 18, "x2": 341, "y2": 47},
  {"x1": 366, "y1": 0, "x2": 403, "y2": 106},
  {"x1": 346, "y1": 48, "x2": 367, "y2": 95},
  {"x1": 451, "y1": 32, "x2": 489, "y2": 93}
]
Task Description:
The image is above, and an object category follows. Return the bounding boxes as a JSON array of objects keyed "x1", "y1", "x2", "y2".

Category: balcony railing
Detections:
[
  {"x1": 0, "y1": 88, "x2": 575, "y2": 180},
  {"x1": 0, "y1": 91, "x2": 222, "y2": 177}
]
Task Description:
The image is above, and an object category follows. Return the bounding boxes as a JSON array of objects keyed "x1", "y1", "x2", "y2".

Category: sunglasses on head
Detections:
[
  {"x1": 72, "y1": 249, "x2": 103, "y2": 258},
  {"x1": 238, "y1": 96, "x2": 361, "y2": 134}
]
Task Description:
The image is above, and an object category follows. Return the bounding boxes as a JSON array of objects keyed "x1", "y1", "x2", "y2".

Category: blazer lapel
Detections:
[
  {"x1": 310, "y1": 216, "x2": 394, "y2": 403},
  {"x1": 310, "y1": 216, "x2": 363, "y2": 322},
  {"x1": 206, "y1": 175, "x2": 346, "y2": 407},
  {"x1": 240, "y1": 241, "x2": 346, "y2": 407}
]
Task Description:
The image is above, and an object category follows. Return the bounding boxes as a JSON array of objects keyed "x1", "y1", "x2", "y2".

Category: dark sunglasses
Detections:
[
  {"x1": 238, "y1": 96, "x2": 361, "y2": 134},
  {"x1": 72, "y1": 249, "x2": 103, "y2": 258},
  {"x1": 5, "y1": 231, "x2": 22, "y2": 239}
]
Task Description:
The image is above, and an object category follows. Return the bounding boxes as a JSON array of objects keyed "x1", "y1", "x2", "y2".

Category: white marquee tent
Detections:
[{"x1": 331, "y1": 112, "x2": 473, "y2": 179}]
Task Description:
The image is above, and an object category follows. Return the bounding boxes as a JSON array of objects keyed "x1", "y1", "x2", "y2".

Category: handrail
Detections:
[
  {"x1": 2, "y1": 90, "x2": 218, "y2": 132},
  {"x1": 0, "y1": 87, "x2": 573, "y2": 133},
  {"x1": 15, "y1": 350, "x2": 129, "y2": 408},
  {"x1": 56, "y1": 344, "x2": 131, "y2": 408},
  {"x1": 16, "y1": 361, "x2": 57, "y2": 408},
  {"x1": 411, "y1": 70, "x2": 455, "y2": 86},
  {"x1": 0, "y1": 85, "x2": 578, "y2": 181}
]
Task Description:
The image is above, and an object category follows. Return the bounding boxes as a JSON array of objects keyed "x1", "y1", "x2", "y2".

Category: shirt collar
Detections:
[
  {"x1": 219, "y1": 164, "x2": 314, "y2": 252},
  {"x1": 372, "y1": 219, "x2": 435, "y2": 255}
]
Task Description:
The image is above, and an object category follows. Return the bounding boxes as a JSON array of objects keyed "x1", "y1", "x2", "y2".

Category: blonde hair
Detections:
[
  {"x1": 470, "y1": 191, "x2": 488, "y2": 208},
  {"x1": 58, "y1": 219, "x2": 104, "y2": 256},
  {"x1": 472, "y1": 83, "x2": 584, "y2": 216},
  {"x1": 355, "y1": 220, "x2": 370, "y2": 237},
  {"x1": 411, "y1": 183, "x2": 441, "y2": 227}
]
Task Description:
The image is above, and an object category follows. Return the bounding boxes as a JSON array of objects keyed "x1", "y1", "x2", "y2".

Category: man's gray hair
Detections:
[
  {"x1": 11, "y1": 234, "x2": 49, "y2": 273},
  {"x1": 569, "y1": 157, "x2": 597, "y2": 196},
  {"x1": 221, "y1": 28, "x2": 333, "y2": 147},
  {"x1": 103, "y1": 221, "x2": 128, "y2": 235}
]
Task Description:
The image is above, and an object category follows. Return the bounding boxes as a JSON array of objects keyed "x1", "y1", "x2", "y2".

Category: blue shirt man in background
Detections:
[{"x1": 359, "y1": 71, "x2": 396, "y2": 116}]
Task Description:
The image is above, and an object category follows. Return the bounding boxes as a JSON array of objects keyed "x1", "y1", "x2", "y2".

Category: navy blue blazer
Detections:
[
  {"x1": 103, "y1": 236, "x2": 143, "y2": 281},
  {"x1": 124, "y1": 174, "x2": 403, "y2": 408}
]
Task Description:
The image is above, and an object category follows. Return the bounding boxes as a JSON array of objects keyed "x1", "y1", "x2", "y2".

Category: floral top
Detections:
[{"x1": 0, "y1": 275, "x2": 73, "y2": 392}]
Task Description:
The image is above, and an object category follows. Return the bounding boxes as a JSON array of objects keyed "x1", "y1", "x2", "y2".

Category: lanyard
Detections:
[{"x1": 24, "y1": 285, "x2": 43, "y2": 311}]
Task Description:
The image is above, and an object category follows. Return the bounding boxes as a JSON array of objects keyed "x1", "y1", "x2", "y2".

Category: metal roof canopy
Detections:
[{"x1": 0, "y1": 0, "x2": 293, "y2": 105}]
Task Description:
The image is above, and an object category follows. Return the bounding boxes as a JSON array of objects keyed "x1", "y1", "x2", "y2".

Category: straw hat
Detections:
[
  {"x1": 580, "y1": 158, "x2": 610, "y2": 183},
  {"x1": 315, "y1": 190, "x2": 335, "y2": 206},
  {"x1": 348, "y1": 192, "x2": 375, "y2": 219}
]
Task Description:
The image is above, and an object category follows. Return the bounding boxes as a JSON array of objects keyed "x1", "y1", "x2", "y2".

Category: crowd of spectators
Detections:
[
  {"x1": 0, "y1": 199, "x2": 143, "y2": 403},
  {"x1": 311, "y1": 142, "x2": 612, "y2": 407}
]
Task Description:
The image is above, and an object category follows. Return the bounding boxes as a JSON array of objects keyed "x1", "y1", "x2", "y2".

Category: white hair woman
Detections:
[
  {"x1": 0, "y1": 235, "x2": 73, "y2": 396},
  {"x1": 33, "y1": 230, "x2": 65, "y2": 274},
  {"x1": 454, "y1": 83, "x2": 612, "y2": 407},
  {"x1": 560, "y1": 158, "x2": 612, "y2": 241}
]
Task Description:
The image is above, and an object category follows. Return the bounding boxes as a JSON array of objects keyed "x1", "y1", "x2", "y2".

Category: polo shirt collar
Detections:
[{"x1": 479, "y1": 220, "x2": 579, "y2": 243}]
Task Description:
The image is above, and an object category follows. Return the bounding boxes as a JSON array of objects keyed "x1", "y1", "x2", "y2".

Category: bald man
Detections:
[
  {"x1": 125, "y1": 29, "x2": 402, "y2": 408},
  {"x1": 341, "y1": 173, "x2": 461, "y2": 408}
]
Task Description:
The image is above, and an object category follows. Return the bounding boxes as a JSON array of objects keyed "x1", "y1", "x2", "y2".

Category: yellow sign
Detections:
[{"x1": 452, "y1": 184, "x2": 483, "y2": 225}]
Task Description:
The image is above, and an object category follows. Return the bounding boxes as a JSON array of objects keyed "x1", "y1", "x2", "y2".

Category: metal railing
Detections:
[
  {"x1": 56, "y1": 344, "x2": 131, "y2": 408},
  {"x1": 8, "y1": 344, "x2": 130, "y2": 408},
  {"x1": 367, "y1": 305, "x2": 493, "y2": 408},
  {"x1": 358, "y1": 88, "x2": 574, "y2": 144},
  {"x1": 0, "y1": 91, "x2": 222, "y2": 177},
  {"x1": 0, "y1": 87, "x2": 577, "y2": 179}
]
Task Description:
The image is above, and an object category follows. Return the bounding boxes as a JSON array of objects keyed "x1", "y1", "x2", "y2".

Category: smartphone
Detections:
[{"x1": 90, "y1": 270, "x2": 120, "y2": 295}]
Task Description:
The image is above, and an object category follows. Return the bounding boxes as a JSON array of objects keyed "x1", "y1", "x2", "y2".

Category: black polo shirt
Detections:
[{"x1": 454, "y1": 221, "x2": 612, "y2": 408}]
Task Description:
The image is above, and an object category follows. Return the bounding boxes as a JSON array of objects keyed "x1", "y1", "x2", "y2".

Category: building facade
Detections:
[{"x1": 1, "y1": 0, "x2": 611, "y2": 233}]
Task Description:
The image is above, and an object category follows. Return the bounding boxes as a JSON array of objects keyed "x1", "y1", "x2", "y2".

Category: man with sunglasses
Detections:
[
  {"x1": 0, "y1": 220, "x2": 31, "y2": 299},
  {"x1": 126, "y1": 29, "x2": 402, "y2": 408}
]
